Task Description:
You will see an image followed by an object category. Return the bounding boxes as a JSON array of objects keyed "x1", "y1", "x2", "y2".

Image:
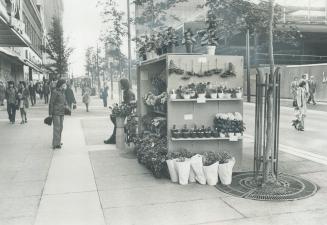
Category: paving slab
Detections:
[
  {"x1": 99, "y1": 183, "x2": 229, "y2": 209},
  {"x1": 34, "y1": 192, "x2": 106, "y2": 225},
  {"x1": 204, "y1": 208, "x2": 327, "y2": 225},
  {"x1": 104, "y1": 198, "x2": 243, "y2": 225},
  {"x1": 0, "y1": 216, "x2": 35, "y2": 225},
  {"x1": 0, "y1": 196, "x2": 40, "y2": 219},
  {"x1": 221, "y1": 190, "x2": 327, "y2": 218},
  {"x1": 0, "y1": 181, "x2": 44, "y2": 198}
]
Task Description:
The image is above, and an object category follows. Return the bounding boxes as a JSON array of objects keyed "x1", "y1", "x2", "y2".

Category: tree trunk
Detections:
[{"x1": 263, "y1": 0, "x2": 276, "y2": 185}]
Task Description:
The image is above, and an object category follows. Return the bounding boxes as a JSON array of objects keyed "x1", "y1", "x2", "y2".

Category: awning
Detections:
[
  {"x1": 0, "y1": 47, "x2": 25, "y2": 65},
  {"x1": 24, "y1": 59, "x2": 43, "y2": 73},
  {"x1": 0, "y1": 16, "x2": 29, "y2": 47}
]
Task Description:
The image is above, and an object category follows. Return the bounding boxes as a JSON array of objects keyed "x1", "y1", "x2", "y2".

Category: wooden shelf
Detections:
[
  {"x1": 170, "y1": 98, "x2": 243, "y2": 102},
  {"x1": 171, "y1": 137, "x2": 243, "y2": 141}
]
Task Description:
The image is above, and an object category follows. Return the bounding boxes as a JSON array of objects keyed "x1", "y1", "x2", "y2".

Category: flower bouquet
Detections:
[
  {"x1": 202, "y1": 152, "x2": 219, "y2": 185},
  {"x1": 217, "y1": 152, "x2": 235, "y2": 185}
]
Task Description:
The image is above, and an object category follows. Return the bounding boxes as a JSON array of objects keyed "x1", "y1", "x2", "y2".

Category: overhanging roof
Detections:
[
  {"x1": 0, "y1": 47, "x2": 25, "y2": 65},
  {"x1": 0, "y1": 16, "x2": 29, "y2": 47}
]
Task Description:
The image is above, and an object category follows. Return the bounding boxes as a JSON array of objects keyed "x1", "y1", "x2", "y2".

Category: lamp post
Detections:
[{"x1": 127, "y1": 0, "x2": 132, "y2": 82}]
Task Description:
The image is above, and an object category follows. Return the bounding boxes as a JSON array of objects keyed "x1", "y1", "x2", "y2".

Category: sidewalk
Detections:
[{"x1": 1, "y1": 92, "x2": 327, "y2": 225}]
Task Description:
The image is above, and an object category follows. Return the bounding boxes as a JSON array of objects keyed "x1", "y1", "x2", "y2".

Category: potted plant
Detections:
[
  {"x1": 165, "y1": 27, "x2": 179, "y2": 53},
  {"x1": 181, "y1": 124, "x2": 190, "y2": 138},
  {"x1": 190, "y1": 154, "x2": 206, "y2": 185},
  {"x1": 204, "y1": 127, "x2": 212, "y2": 138},
  {"x1": 190, "y1": 125, "x2": 198, "y2": 138},
  {"x1": 181, "y1": 87, "x2": 191, "y2": 100},
  {"x1": 217, "y1": 86, "x2": 224, "y2": 98},
  {"x1": 217, "y1": 152, "x2": 235, "y2": 185},
  {"x1": 146, "y1": 34, "x2": 158, "y2": 59},
  {"x1": 134, "y1": 36, "x2": 147, "y2": 61},
  {"x1": 112, "y1": 103, "x2": 133, "y2": 127},
  {"x1": 166, "y1": 152, "x2": 180, "y2": 183},
  {"x1": 221, "y1": 62, "x2": 237, "y2": 78},
  {"x1": 236, "y1": 87, "x2": 243, "y2": 99},
  {"x1": 170, "y1": 89, "x2": 177, "y2": 100},
  {"x1": 182, "y1": 28, "x2": 197, "y2": 53},
  {"x1": 202, "y1": 152, "x2": 219, "y2": 185},
  {"x1": 212, "y1": 128, "x2": 219, "y2": 138},
  {"x1": 209, "y1": 88, "x2": 217, "y2": 99},
  {"x1": 174, "y1": 156, "x2": 191, "y2": 185},
  {"x1": 198, "y1": 125, "x2": 205, "y2": 138},
  {"x1": 224, "y1": 88, "x2": 232, "y2": 99},
  {"x1": 196, "y1": 83, "x2": 207, "y2": 99},
  {"x1": 155, "y1": 32, "x2": 165, "y2": 55},
  {"x1": 171, "y1": 124, "x2": 180, "y2": 139}
]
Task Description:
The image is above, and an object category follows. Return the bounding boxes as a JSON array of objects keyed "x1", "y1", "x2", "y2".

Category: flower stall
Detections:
[{"x1": 136, "y1": 54, "x2": 244, "y2": 182}]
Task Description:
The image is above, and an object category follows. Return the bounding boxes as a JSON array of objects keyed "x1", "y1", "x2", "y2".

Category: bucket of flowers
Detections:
[
  {"x1": 166, "y1": 152, "x2": 181, "y2": 183},
  {"x1": 112, "y1": 103, "x2": 133, "y2": 128},
  {"x1": 217, "y1": 152, "x2": 235, "y2": 185},
  {"x1": 202, "y1": 151, "x2": 219, "y2": 185}
]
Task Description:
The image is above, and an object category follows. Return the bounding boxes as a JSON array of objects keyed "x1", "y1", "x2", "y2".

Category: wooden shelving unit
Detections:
[{"x1": 137, "y1": 54, "x2": 244, "y2": 171}]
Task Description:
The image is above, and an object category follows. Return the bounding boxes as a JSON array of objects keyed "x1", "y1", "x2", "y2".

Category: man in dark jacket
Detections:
[
  {"x1": 65, "y1": 84, "x2": 76, "y2": 111},
  {"x1": 43, "y1": 81, "x2": 51, "y2": 104},
  {"x1": 102, "y1": 86, "x2": 109, "y2": 107},
  {"x1": 29, "y1": 81, "x2": 36, "y2": 106},
  {"x1": 5, "y1": 81, "x2": 17, "y2": 124},
  {"x1": 49, "y1": 79, "x2": 67, "y2": 149}
]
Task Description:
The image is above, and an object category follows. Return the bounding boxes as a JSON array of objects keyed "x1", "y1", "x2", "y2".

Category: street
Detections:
[{"x1": 0, "y1": 93, "x2": 327, "y2": 225}]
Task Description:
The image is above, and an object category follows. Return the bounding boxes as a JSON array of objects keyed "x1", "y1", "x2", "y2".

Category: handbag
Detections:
[
  {"x1": 73, "y1": 104, "x2": 77, "y2": 110},
  {"x1": 292, "y1": 100, "x2": 298, "y2": 107},
  {"x1": 44, "y1": 116, "x2": 52, "y2": 126},
  {"x1": 65, "y1": 107, "x2": 71, "y2": 116}
]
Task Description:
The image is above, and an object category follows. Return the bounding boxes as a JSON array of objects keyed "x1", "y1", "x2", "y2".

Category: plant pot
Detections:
[
  {"x1": 182, "y1": 131, "x2": 190, "y2": 138},
  {"x1": 166, "y1": 159, "x2": 178, "y2": 183},
  {"x1": 198, "y1": 93, "x2": 206, "y2": 99},
  {"x1": 218, "y1": 93, "x2": 224, "y2": 98},
  {"x1": 220, "y1": 133, "x2": 226, "y2": 138},
  {"x1": 190, "y1": 154, "x2": 206, "y2": 185},
  {"x1": 228, "y1": 133, "x2": 235, "y2": 138},
  {"x1": 212, "y1": 132, "x2": 219, "y2": 138},
  {"x1": 189, "y1": 166, "x2": 196, "y2": 183},
  {"x1": 116, "y1": 117, "x2": 125, "y2": 128},
  {"x1": 174, "y1": 160, "x2": 191, "y2": 185},
  {"x1": 203, "y1": 162, "x2": 219, "y2": 185},
  {"x1": 225, "y1": 93, "x2": 232, "y2": 99},
  {"x1": 186, "y1": 44, "x2": 193, "y2": 53},
  {"x1": 207, "y1": 45, "x2": 216, "y2": 55},
  {"x1": 172, "y1": 131, "x2": 180, "y2": 139},
  {"x1": 236, "y1": 92, "x2": 243, "y2": 99},
  {"x1": 183, "y1": 94, "x2": 191, "y2": 100},
  {"x1": 235, "y1": 133, "x2": 242, "y2": 138},
  {"x1": 218, "y1": 158, "x2": 235, "y2": 185},
  {"x1": 210, "y1": 93, "x2": 217, "y2": 99},
  {"x1": 170, "y1": 94, "x2": 177, "y2": 100}
]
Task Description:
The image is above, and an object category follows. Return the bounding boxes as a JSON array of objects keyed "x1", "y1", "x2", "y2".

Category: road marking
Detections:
[{"x1": 244, "y1": 134, "x2": 327, "y2": 166}]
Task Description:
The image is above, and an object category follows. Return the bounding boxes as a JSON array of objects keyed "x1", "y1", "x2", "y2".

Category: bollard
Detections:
[{"x1": 115, "y1": 117, "x2": 125, "y2": 150}]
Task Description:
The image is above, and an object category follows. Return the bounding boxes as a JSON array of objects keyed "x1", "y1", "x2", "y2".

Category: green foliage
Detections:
[
  {"x1": 45, "y1": 17, "x2": 72, "y2": 78},
  {"x1": 111, "y1": 103, "x2": 134, "y2": 117}
]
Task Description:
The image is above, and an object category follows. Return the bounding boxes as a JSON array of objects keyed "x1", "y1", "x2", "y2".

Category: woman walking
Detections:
[
  {"x1": 49, "y1": 79, "x2": 67, "y2": 149},
  {"x1": 104, "y1": 78, "x2": 135, "y2": 144},
  {"x1": 293, "y1": 81, "x2": 307, "y2": 131},
  {"x1": 17, "y1": 82, "x2": 29, "y2": 124},
  {"x1": 82, "y1": 86, "x2": 91, "y2": 112},
  {"x1": 5, "y1": 81, "x2": 17, "y2": 124}
]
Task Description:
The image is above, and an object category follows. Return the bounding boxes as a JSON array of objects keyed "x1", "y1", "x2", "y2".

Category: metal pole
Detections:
[
  {"x1": 127, "y1": 0, "x2": 132, "y2": 82},
  {"x1": 246, "y1": 29, "x2": 251, "y2": 102},
  {"x1": 97, "y1": 43, "x2": 100, "y2": 92}
]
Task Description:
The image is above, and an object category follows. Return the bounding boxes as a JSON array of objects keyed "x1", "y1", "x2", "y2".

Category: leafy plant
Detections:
[
  {"x1": 202, "y1": 151, "x2": 219, "y2": 166},
  {"x1": 196, "y1": 83, "x2": 207, "y2": 94},
  {"x1": 112, "y1": 103, "x2": 133, "y2": 117}
]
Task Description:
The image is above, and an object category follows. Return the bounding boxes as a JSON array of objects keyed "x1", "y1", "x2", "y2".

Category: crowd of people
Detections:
[{"x1": 290, "y1": 74, "x2": 317, "y2": 131}]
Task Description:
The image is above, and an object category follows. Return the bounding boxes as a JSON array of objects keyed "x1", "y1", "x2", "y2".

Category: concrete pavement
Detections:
[{"x1": 1, "y1": 91, "x2": 327, "y2": 225}]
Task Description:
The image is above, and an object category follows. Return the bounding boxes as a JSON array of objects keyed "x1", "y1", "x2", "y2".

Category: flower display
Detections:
[
  {"x1": 143, "y1": 92, "x2": 168, "y2": 106},
  {"x1": 214, "y1": 112, "x2": 246, "y2": 135},
  {"x1": 111, "y1": 103, "x2": 134, "y2": 118}
]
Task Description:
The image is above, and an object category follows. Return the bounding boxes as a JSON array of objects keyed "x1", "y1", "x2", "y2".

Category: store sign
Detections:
[{"x1": 184, "y1": 114, "x2": 193, "y2": 121}]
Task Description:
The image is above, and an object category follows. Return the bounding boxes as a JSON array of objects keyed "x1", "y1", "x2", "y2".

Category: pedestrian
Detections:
[
  {"x1": 29, "y1": 81, "x2": 36, "y2": 106},
  {"x1": 65, "y1": 83, "x2": 76, "y2": 111},
  {"x1": 49, "y1": 79, "x2": 67, "y2": 149},
  {"x1": 104, "y1": 78, "x2": 135, "y2": 144},
  {"x1": 43, "y1": 81, "x2": 50, "y2": 104},
  {"x1": 293, "y1": 81, "x2": 307, "y2": 131},
  {"x1": 82, "y1": 86, "x2": 91, "y2": 112},
  {"x1": 101, "y1": 85, "x2": 109, "y2": 107},
  {"x1": 290, "y1": 76, "x2": 298, "y2": 103},
  {"x1": 5, "y1": 81, "x2": 18, "y2": 124},
  {"x1": 307, "y1": 75, "x2": 317, "y2": 105},
  {"x1": 17, "y1": 82, "x2": 28, "y2": 124},
  {"x1": 0, "y1": 81, "x2": 5, "y2": 106}
]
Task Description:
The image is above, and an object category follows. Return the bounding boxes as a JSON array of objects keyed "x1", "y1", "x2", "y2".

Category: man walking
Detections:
[
  {"x1": 5, "y1": 81, "x2": 17, "y2": 124},
  {"x1": 29, "y1": 81, "x2": 36, "y2": 106},
  {"x1": 43, "y1": 81, "x2": 50, "y2": 104},
  {"x1": 102, "y1": 85, "x2": 109, "y2": 107},
  {"x1": 307, "y1": 75, "x2": 317, "y2": 105}
]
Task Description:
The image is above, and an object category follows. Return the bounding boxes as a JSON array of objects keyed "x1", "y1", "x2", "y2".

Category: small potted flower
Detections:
[
  {"x1": 212, "y1": 127, "x2": 219, "y2": 138},
  {"x1": 217, "y1": 86, "x2": 224, "y2": 99},
  {"x1": 236, "y1": 87, "x2": 243, "y2": 99},
  {"x1": 224, "y1": 88, "x2": 232, "y2": 99},
  {"x1": 204, "y1": 127, "x2": 212, "y2": 138},
  {"x1": 182, "y1": 28, "x2": 197, "y2": 53},
  {"x1": 202, "y1": 152, "x2": 219, "y2": 185},
  {"x1": 182, "y1": 88, "x2": 191, "y2": 100},
  {"x1": 170, "y1": 89, "x2": 177, "y2": 100},
  {"x1": 165, "y1": 27, "x2": 179, "y2": 53},
  {"x1": 217, "y1": 152, "x2": 235, "y2": 185},
  {"x1": 196, "y1": 83, "x2": 207, "y2": 99},
  {"x1": 181, "y1": 124, "x2": 190, "y2": 138},
  {"x1": 198, "y1": 125, "x2": 205, "y2": 138},
  {"x1": 171, "y1": 124, "x2": 180, "y2": 139},
  {"x1": 190, "y1": 125, "x2": 198, "y2": 138},
  {"x1": 209, "y1": 88, "x2": 217, "y2": 99}
]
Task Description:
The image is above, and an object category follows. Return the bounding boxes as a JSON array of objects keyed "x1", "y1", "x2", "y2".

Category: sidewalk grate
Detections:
[{"x1": 216, "y1": 172, "x2": 319, "y2": 201}]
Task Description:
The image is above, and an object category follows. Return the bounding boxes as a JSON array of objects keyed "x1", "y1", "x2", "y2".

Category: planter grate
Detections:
[{"x1": 216, "y1": 172, "x2": 319, "y2": 201}]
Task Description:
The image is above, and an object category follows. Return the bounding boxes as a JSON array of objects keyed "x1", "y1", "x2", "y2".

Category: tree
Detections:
[
  {"x1": 85, "y1": 47, "x2": 96, "y2": 85},
  {"x1": 45, "y1": 17, "x2": 72, "y2": 78},
  {"x1": 134, "y1": 0, "x2": 188, "y2": 30}
]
